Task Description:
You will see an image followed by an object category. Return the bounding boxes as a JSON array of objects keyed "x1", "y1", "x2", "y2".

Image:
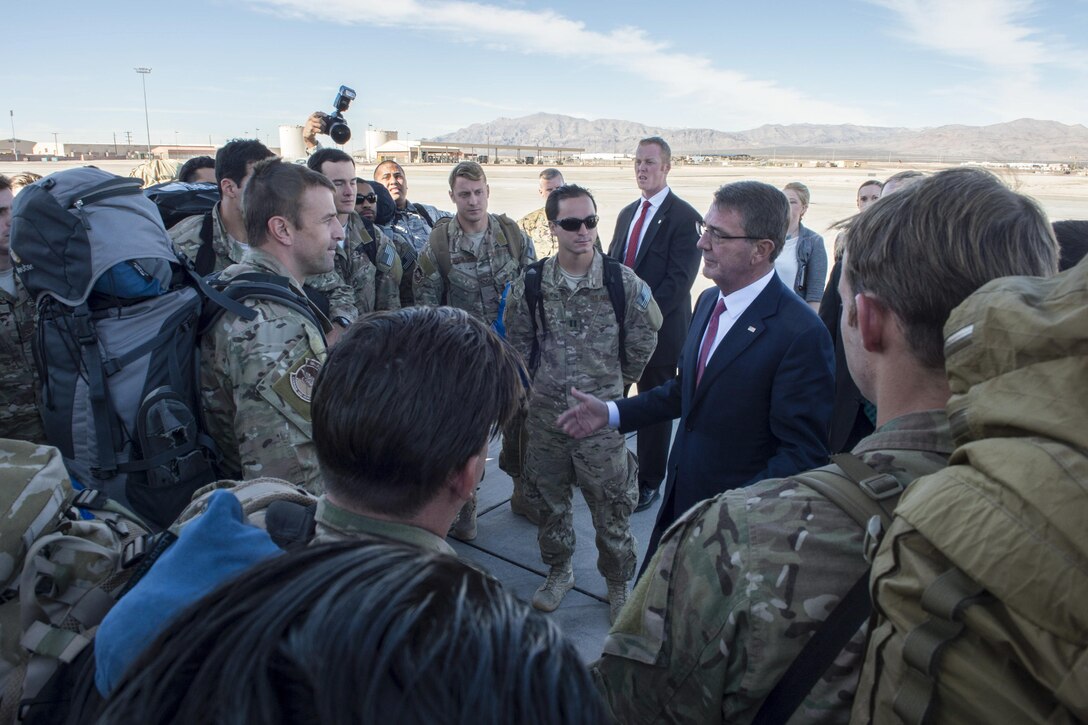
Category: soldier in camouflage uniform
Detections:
[
  {"x1": 517, "y1": 168, "x2": 564, "y2": 259},
  {"x1": 592, "y1": 167, "x2": 1061, "y2": 724},
  {"x1": 414, "y1": 161, "x2": 536, "y2": 541},
  {"x1": 170, "y1": 140, "x2": 357, "y2": 340},
  {"x1": 307, "y1": 150, "x2": 401, "y2": 316},
  {"x1": 374, "y1": 160, "x2": 452, "y2": 252},
  {"x1": 0, "y1": 177, "x2": 44, "y2": 442},
  {"x1": 505, "y1": 185, "x2": 661, "y2": 623},
  {"x1": 201, "y1": 159, "x2": 340, "y2": 494},
  {"x1": 356, "y1": 178, "x2": 418, "y2": 306},
  {"x1": 310, "y1": 306, "x2": 524, "y2": 553}
]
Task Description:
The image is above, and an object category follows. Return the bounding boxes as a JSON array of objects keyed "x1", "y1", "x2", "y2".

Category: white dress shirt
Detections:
[{"x1": 606, "y1": 269, "x2": 776, "y2": 427}]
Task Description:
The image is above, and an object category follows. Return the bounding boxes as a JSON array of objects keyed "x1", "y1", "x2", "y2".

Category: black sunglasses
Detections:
[
  {"x1": 553, "y1": 215, "x2": 600, "y2": 232},
  {"x1": 356, "y1": 193, "x2": 378, "y2": 203}
]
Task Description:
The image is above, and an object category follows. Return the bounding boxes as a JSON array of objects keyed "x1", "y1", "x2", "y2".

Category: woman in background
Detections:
[{"x1": 780, "y1": 182, "x2": 827, "y2": 311}]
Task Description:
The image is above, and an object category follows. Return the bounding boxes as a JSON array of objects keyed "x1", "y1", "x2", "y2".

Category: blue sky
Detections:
[{"x1": 6, "y1": 0, "x2": 1087, "y2": 149}]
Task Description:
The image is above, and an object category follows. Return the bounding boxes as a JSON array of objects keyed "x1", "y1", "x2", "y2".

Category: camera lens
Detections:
[{"x1": 329, "y1": 122, "x2": 351, "y2": 144}]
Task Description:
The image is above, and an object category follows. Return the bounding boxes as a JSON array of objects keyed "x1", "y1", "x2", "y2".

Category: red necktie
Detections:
[
  {"x1": 624, "y1": 199, "x2": 652, "y2": 267},
  {"x1": 696, "y1": 299, "x2": 727, "y2": 386}
]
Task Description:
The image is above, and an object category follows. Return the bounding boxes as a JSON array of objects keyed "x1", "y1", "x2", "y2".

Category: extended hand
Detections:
[{"x1": 557, "y1": 387, "x2": 608, "y2": 439}]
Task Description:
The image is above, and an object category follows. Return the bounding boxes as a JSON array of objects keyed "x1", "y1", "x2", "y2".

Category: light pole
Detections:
[
  {"x1": 52, "y1": 132, "x2": 60, "y2": 157},
  {"x1": 9, "y1": 110, "x2": 16, "y2": 161},
  {"x1": 134, "y1": 67, "x2": 153, "y2": 158}
]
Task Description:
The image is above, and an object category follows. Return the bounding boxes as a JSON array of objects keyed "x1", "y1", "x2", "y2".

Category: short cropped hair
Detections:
[
  {"x1": 0, "y1": 175, "x2": 10, "y2": 193},
  {"x1": 99, "y1": 541, "x2": 605, "y2": 725},
  {"x1": 882, "y1": 169, "x2": 925, "y2": 195},
  {"x1": 215, "y1": 139, "x2": 274, "y2": 186},
  {"x1": 539, "y1": 167, "x2": 563, "y2": 182},
  {"x1": 844, "y1": 167, "x2": 1059, "y2": 370},
  {"x1": 545, "y1": 184, "x2": 596, "y2": 221},
  {"x1": 307, "y1": 147, "x2": 354, "y2": 173},
  {"x1": 311, "y1": 306, "x2": 525, "y2": 517},
  {"x1": 7, "y1": 172, "x2": 42, "y2": 192},
  {"x1": 243, "y1": 158, "x2": 335, "y2": 246},
  {"x1": 638, "y1": 136, "x2": 672, "y2": 165},
  {"x1": 373, "y1": 159, "x2": 403, "y2": 179},
  {"x1": 712, "y1": 181, "x2": 790, "y2": 262},
  {"x1": 176, "y1": 156, "x2": 215, "y2": 183},
  {"x1": 448, "y1": 160, "x2": 486, "y2": 189}
]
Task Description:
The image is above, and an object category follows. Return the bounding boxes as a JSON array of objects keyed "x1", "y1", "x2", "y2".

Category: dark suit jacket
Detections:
[
  {"x1": 608, "y1": 190, "x2": 701, "y2": 368},
  {"x1": 617, "y1": 274, "x2": 835, "y2": 527}
]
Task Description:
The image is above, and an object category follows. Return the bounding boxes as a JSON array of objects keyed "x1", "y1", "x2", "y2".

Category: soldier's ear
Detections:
[
  {"x1": 855, "y1": 293, "x2": 887, "y2": 353},
  {"x1": 266, "y1": 215, "x2": 292, "y2": 246}
]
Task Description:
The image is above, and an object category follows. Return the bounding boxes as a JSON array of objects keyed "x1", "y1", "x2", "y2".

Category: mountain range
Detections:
[{"x1": 433, "y1": 114, "x2": 1088, "y2": 163}]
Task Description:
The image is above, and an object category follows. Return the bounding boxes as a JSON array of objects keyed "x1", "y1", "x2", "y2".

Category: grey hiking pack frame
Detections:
[{"x1": 10, "y1": 167, "x2": 324, "y2": 531}]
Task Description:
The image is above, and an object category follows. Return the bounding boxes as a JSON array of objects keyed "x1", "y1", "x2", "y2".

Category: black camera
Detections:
[{"x1": 322, "y1": 85, "x2": 356, "y2": 144}]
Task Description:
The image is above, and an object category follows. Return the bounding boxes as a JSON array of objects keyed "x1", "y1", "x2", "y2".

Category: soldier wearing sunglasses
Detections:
[{"x1": 504, "y1": 184, "x2": 661, "y2": 623}]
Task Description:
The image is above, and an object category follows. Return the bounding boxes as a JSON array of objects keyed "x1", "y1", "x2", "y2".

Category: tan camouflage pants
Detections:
[{"x1": 525, "y1": 423, "x2": 638, "y2": 581}]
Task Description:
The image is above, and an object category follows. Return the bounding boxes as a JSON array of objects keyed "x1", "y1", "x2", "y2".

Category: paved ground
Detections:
[{"x1": 448, "y1": 430, "x2": 662, "y2": 664}]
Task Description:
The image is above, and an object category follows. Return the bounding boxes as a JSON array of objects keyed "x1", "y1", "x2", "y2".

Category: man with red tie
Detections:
[
  {"x1": 561, "y1": 180, "x2": 834, "y2": 568},
  {"x1": 607, "y1": 137, "x2": 702, "y2": 513}
]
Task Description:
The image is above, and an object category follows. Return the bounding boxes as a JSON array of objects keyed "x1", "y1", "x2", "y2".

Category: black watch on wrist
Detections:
[{"x1": 333, "y1": 316, "x2": 351, "y2": 329}]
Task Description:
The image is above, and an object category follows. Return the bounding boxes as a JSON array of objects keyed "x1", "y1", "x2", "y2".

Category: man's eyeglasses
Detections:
[
  {"x1": 696, "y1": 220, "x2": 756, "y2": 243},
  {"x1": 554, "y1": 215, "x2": 600, "y2": 232},
  {"x1": 356, "y1": 193, "x2": 377, "y2": 203}
]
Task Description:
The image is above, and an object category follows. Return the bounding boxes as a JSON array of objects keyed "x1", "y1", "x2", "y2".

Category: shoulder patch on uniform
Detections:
[
  {"x1": 379, "y1": 243, "x2": 396, "y2": 269},
  {"x1": 271, "y1": 355, "x2": 322, "y2": 418},
  {"x1": 635, "y1": 282, "x2": 652, "y2": 311}
]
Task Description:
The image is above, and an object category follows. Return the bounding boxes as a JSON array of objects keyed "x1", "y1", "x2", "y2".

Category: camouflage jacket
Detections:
[
  {"x1": 592, "y1": 410, "x2": 954, "y2": 725},
  {"x1": 338, "y1": 212, "x2": 401, "y2": 314},
  {"x1": 390, "y1": 200, "x2": 452, "y2": 253},
  {"x1": 517, "y1": 207, "x2": 558, "y2": 260},
  {"x1": 199, "y1": 248, "x2": 331, "y2": 494},
  {"x1": 0, "y1": 271, "x2": 44, "y2": 442},
  {"x1": 312, "y1": 495, "x2": 457, "y2": 555},
  {"x1": 414, "y1": 214, "x2": 535, "y2": 323},
  {"x1": 170, "y1": 203, "x2": 357, "y2": 322},
  {"x1": 504, "y1": 252, "x2": 661, "y2": 428}
]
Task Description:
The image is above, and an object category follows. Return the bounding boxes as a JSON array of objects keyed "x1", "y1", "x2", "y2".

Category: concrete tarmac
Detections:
[{"x1": 449, "y1": 430, "x2": 660, "y2": 663}]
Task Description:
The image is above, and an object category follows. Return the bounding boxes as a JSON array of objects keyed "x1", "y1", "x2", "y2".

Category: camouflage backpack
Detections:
[
  {"x1": 0, "y1": 439, "x2": 162, "y2": 723},
  {"x1": 851, "y1": 262, "x2": 1088, "y2": 724}
]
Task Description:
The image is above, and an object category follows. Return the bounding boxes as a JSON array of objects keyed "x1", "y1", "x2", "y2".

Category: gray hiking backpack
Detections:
[{"x1": 9, "y1": 167, "x2": 321, "y2": 531}]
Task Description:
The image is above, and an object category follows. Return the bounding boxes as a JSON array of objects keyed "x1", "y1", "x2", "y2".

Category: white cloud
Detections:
[
  {"x1": 869, "y1": 0, "x2": 1085, "y2": 72},
  {"x1": 248, "y1": 0, "x2": 868, "y2": 127}
]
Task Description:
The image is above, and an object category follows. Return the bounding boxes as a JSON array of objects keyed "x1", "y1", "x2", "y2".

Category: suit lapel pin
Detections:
[{"x1": 747, "y1": 326, "x2": 756, "y2": 332}]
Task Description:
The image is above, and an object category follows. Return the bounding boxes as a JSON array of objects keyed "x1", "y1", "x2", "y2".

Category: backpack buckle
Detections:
[
  {"x1": 73, "y1": 488, "x2": 108, "y2": 510},
  {"x1": 859, "y1": 473, "x2": 904, "y2": 500},
  {"x1": 121, "y1": 534, "x2": 149, "y2": 569}
]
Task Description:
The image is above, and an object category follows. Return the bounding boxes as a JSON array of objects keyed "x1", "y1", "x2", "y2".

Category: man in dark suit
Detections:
[
  {"x1": 607, "y1": 137, "x2": 701, "y2": 512},
  {"x1": 560, "y1": 181, "x2": 834, "y2": 566}
]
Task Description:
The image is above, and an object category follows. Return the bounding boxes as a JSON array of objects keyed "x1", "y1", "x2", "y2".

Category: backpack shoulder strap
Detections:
[
  {"x1": 198, "y1": 270, "x2": 325, "y2": 345},
  {"x1": 523, "y1": 259, "x2": 548, "y2": 375},
  {"x1": 496, "y1": 214, "x2": 524, "y2": 264},
  {"x1": 752, "y1": 453, "x2": 905, "y2": 725},
  {"x1": 411, "y1": 202, "x2": 435, "y2": 227},
  {"x1": 601, "y1": 256, "x2": 628, "y2": 366},
  {"x1": 429, "y1": 218, "x2": 454, "y2": 281},
  {"x1": 195, "y1": 212, "x2": 216, "y2": 276}
]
